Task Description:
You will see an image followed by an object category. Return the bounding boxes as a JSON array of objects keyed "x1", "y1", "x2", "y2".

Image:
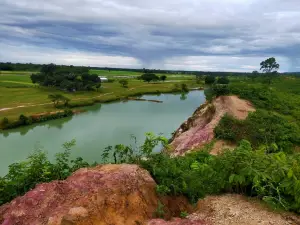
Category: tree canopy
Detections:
[
  {"x1": 260, "y1": 57, "x2": 280, "y2": 73},
  {"x1": 205, "y1": 75, "x2": 216, "y2": 85},
  {"x1": 31, "y1": 64, "x2": 100, "y2": 91},
  {"x1": 139, "y1": 73, "x2": 159, "y2": 83}
]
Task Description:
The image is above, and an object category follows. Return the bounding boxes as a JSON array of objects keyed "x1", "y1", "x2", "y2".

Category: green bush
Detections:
[
  {"x1": 214, "y1": 111, "x2": 300, "y2": 153},
  {"x1": 3, "y1": 111, "x2": 74, "y2": 130},
  {"x1": 181, "y1": 83, "x2": 189, "y2": 92},
  {"x1": 211, "y1": 84, "x2": 230, "y2": 96},
  {"x1": 205, "y1": 75, "x2": 216, "y2": 85},
  {"x1": 217, "y1": 77, "x2": 230, "y2": 84},
  {"x1": 1, "y1": 117, "x2": 9, "y2": 125},
  {"x1": 0, "y1": 140, "x2": 90, "y2": 205},
  {"x1": 107, "y1": 79, "x2": 115, "y2": 83}
]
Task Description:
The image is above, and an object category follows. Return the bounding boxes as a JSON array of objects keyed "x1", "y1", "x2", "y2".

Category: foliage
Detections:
[
  {"x1": 1, "y1": 117, "x2": 9, "y2": 125},
  {"x1": 205, "y1": 75, "x2": 216, "y2": 85},
  {"x1": 31, "y1": 64, "x2": 100, "y2": 91},
  {"x1": 139, "y1": 73, "x2": 160, "y2": 83},
  {"x1": 156, "y1": 184, "x2": 171, "y2": 196},
  {"x1": 260, "y1": 57, "x2": 280, "y2": 73},
  {"x1": 211, "y1": 84, "x2": 230, "y2": 96},
  {"x1": 180, "y1": 211, "x2": 189, "y2": 218},
  {"x1": 141, "y1": 140, "x2": 300, "y2": 212},
  {"x1": 181, "y1": 83, "x2": 189, "y2": 92},
  {"x1": 119, "y1": 79, "x2": 129, "y2": 88},
  {"x1": 0, "y1": 140, "x2": 90, "y2": 205},
  {"x1": 214, "y1": 111, "x2": 300, "y2": 153},
  {"x1": 3, "y1": 110, "x2": 73, "y2": 129},
  {"x1": 48, "y1": 94, "x2": 70, "y2": 107},
  {"x1": 260, "y1": 57, "x2": 280, "y2": 85},
  {"x1": 217, "y1": 77, "x2": 230, "y2": 84},
  {"x1": 160, "y1": 75, "x2": 167, "y2": 82},
  {"x1": 154, "y1": 201, "x2": 166, "y2": 218}
]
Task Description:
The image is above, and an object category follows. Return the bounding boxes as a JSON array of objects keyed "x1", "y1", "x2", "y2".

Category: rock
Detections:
[
  {"x1": 0, "y1": 164, "x2": 159, "y2": 225},
  {"x1": 170, "y1": 96, "x2": 255, "y2": 156}
]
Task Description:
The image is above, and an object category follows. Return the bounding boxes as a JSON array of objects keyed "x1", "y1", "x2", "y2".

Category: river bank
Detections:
[{"x1": 0, "y1": 85, "x2": 203, "y2": 130}]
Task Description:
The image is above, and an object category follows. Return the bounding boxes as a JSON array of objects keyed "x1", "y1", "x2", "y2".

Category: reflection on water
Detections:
[
  {"x1": 0, "y1": 91, "x2": 205, "y2": 175},
  {"x1": 1, "y1": 116, "x2": 73, "y2": 137},
  {"x1": 180, "y1": 93, "x2": 187, "y2": 101}
]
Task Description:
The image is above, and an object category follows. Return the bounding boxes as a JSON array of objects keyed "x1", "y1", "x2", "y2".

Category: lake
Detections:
[{"x1": 0, "y1": 91, "x2": 205, "y2": 175}]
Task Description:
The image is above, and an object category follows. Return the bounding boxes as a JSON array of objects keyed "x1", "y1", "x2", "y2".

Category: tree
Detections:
[
  {"x1": 160, "y1": 75, "x2": 167, "y2": 82},
  {"x1": 181, "y1": 83, "x2": 189, "y2": 92},
  {"x1": 119, "y1": 79, "x2": 128, "y2": 88},
  {"x1": 95, "y1": 83, "x2": 101, "y2": 92},
  {"x1": 260, "y1": 57, "x2": 279, "y2": 73},
  {"x1": 205, "y1": 75, "x2": 216, "y2": 85},
  {"x1": 140, "y1": 73, "x2": 159, "y2": 83},
  {"x1": 217, "y1": 77, "x2": 230, "y2": 84},
  {"x1": 260, "y1": 57, "x2": 280, "y2": 85},
  {"x1": 48, "y1": 94, "x2": 70, "y2": 107}
]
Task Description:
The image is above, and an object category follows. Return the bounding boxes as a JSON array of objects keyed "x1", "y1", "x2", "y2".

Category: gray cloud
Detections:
[{"x1": 0, "y1": 0, "x2": 300, "y2": 71}]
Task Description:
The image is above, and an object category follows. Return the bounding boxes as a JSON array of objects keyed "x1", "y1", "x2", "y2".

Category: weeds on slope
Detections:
[{"x1": 1, "y1": 134, "x2": 300, "y2": 214}]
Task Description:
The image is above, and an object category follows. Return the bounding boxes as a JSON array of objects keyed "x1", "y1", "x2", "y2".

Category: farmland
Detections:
[{"x1": 0, "y1": 70, "x2": 201, "y2": 123}]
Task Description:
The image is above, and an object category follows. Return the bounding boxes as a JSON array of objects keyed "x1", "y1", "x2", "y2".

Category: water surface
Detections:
[{"x1": 0, "y1": 91, "x2": 205, "y2": 175}]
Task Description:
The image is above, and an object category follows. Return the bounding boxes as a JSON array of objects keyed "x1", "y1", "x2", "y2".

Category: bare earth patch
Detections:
[
  {"x1": 210, "y1": 140, "x2": 236, "y2": 155},
  {"x1": 170, "y1": 96, "x2": 255, "y2": 156},
  {"x1": 148, "y1": 194, "x2": 300, "y2": 225}
]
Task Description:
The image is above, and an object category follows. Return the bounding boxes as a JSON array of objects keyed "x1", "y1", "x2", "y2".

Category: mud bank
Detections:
[{"x1": 170, "y1": 95, "x2": 255, "y2": 156}]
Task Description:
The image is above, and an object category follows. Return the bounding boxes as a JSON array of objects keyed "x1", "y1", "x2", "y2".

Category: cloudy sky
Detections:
[{"x1": 1, "y1": 0, "x2": 300, "y2": 71}]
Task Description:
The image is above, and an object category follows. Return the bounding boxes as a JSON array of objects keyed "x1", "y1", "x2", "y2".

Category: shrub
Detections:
[
  {"x1": 107, "y1": 79, "x2": 115, "y2": 83},
  {"x1": 205, "y1": 75, "x2": 216, "y2": 85},
  {"x1": 211, "y1": 84, "x2": 230, "y2": 96},
  {"x1": 119, "y1": 79, "x2": 128, "y2": 88},
  {"x1": 181, "y1": 83, "x2": 189, "y2": 92},
  {"x1": 2, "y1": 117, "x2": 9, "y2": 125},
  {"x1": 217, "y1": 77, "x2": 230, "y2": 84},
  {"x1": 214, "y1": 111, "x2": 300, "y2": 152}
]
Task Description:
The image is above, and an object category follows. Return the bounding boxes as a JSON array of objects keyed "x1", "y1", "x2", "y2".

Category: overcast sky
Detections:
[{"x1": 1, "y1": 0, "x2": 300, "y2": 71}]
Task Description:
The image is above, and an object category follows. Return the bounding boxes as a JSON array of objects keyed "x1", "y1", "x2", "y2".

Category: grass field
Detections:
[
  {"x1": 89, "y1": 69, "x2": 194, "y2": 80},
  {"x1": 0, "y1": 71, "x2": 202, "y2": 124}
]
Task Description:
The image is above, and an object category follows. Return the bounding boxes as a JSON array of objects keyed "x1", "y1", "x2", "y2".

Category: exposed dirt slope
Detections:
[
  {"x1": 0, "y1": 164, "x2": 191, "y2": 225},
  {"x1": 170, "y1": 96, "x2": 255, "y2": 156},
  {"x1": 0, "y1": 164, "x2": 158, "y2": 225},
  {"x1": 148, "y1": 194, "x2": 300, "y2": 225}
]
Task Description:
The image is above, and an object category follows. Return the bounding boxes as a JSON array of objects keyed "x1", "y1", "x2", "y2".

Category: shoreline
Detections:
[{"x1": 0, "y1": 89, "x2": 203, "y2": 131}]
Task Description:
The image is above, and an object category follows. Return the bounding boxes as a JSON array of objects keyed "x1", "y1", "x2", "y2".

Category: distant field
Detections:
[
  {"x1": 89, "y1": 69, "x2": 195, "y2": 79},
  {"x1": 0, "y1": 72, "x2": 201, "y2": 122},
  {"x1": 89, "y1": 69, "x2": 141, "y2": 76}
]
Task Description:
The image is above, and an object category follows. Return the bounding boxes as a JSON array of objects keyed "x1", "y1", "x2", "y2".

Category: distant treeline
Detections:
[
  {"x1": 0, "y1": 62, "x2": 89, "y2": 74},
  {"x1": 1, "y1": 62, "x2": 300, "y2": 76}
]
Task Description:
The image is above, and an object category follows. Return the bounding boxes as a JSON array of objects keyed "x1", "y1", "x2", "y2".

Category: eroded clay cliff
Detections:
[{"x1": 170, "y1": 96, "x2": 255, "y2": 156}]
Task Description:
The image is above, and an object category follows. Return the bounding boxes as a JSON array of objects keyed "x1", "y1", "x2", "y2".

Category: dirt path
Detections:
[{"x1": 191, "y1": 194, "x2": 299, "y2": 225}]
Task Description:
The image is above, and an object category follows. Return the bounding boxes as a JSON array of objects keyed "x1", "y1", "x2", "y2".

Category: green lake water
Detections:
[{"x1": 0, "y1": 91, "x2": 205, "y2": 175}]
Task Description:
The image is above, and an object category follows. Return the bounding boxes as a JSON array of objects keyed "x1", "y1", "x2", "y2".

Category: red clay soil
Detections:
[
  {"x1": 0, "y1": 164, "x2": 191, "y2": 225},
  {"x1": 170, "y1": 96, "x2": 255, "y2": 156}
]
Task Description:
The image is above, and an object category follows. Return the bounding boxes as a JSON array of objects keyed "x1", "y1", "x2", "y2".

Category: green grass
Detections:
[
  {"x1": 0, "y1": 72, "x2": 202, "y2": 124},
  {"x1": 89, "y1": 69, "x2": 141, "y2": 76},
  {"x1": 0, "y1": 71, "x2": 35, "y2": 75},
  {"x1": 89, "y1": 69, "x2": 195, "y2": 80}
]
